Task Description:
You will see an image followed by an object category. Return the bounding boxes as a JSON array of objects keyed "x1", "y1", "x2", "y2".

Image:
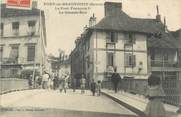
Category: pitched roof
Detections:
[
  {"x1": 91, "y1": 10, "x2": 164, "y2": 34},
  {"x1": 88, "y1": 10, "x2": 178, "y2": 49},
  {"x1": 170, "y1": 29, "x2": 181, "y2": 48},
  {"x1": 1, "y1": 4, "x2": 40, "y2": 17}
]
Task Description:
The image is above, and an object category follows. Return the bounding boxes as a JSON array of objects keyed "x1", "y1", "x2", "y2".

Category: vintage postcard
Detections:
[{"x1": 0, "y1": 0, "x2": 181, "y2": 117}]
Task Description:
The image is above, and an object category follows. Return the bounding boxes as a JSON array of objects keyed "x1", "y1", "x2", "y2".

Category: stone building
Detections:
[
  {"x1": 71, "y1": 2, "x2": 181, "y2": 105},
  {"x1": 0, "y1": 3, "x2": 47, "y2": 78}
]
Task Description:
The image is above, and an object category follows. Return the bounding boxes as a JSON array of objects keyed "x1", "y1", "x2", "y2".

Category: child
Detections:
[
  {"x1": 144, "y1": 74, "x2": 166, "y2": 117},
  {"x1": 97, "y1": 80, "x2": 101, "y2": 96},
  {"x1": 90, "y1": 79, "x2": 96, "y2": 96}
]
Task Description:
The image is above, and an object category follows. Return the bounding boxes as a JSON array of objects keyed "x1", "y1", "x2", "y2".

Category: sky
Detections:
[{"x1": 2, "y1": 0, "x2": 181, "y2": 56}]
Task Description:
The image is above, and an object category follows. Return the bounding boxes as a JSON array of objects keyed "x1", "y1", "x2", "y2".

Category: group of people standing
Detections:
[
  {"x1": 28, "y1": 71, "x2": 70, "y2": 92},
  {"x1": 72, "y1": 74, "x2": 102, "y2": 96}
]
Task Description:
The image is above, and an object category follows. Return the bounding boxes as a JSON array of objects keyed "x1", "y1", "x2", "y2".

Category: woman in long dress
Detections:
[{"x1": 144, "y1": 74, "x2": 166, "y2": 117}]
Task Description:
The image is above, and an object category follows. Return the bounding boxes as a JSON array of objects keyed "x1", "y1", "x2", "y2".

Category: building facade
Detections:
[
  {"x1": 0, "y1": 3, "x2": 47, "y2": 78},
  {"x1": 71, "y1": 2, "x2": 181, "y2": 105}
]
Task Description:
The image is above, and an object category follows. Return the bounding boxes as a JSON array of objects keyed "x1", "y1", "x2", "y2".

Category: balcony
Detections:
[
  {"x1": 12, "y1": 29, "x2": 19, "y2": 36},
  {"x1": 151, "y1": 60, "x2": 181, "y2": 71},
  {"x1": 151, "y1": 60, "x2": 177, "y2": 67},
  {"x1": 1, "y1": 58, "x2": 19, "y2": 65}
]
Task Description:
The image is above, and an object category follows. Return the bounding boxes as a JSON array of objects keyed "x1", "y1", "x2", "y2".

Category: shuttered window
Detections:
[
  {"x1": 1, "y1": 23, "x2": 4, "y2": 36},
  {"x1": 12, "y1": 22, "x2": 19, "y2": 35},
  {"x1": 9, "y1": 46, "x2": 19, "y2": 63},
  {"x1": 106, "y1": 32, "x2": 118, "y2": 43},
  {"x1": 28, "y1": 21, "x2": 36, "y2": 27},
  {"x1": 27, "y1": 46, "x2": 35, "y2": 61},
  {"x1": 125, "y1": 53, "x2": 136, "y2": 67},
  {"x1": 28, "y1": 21, "x2": 36, "y2": 36},
  {"x1": 124, "y1": 33, "x2": 136, "y2": 44},
  {"x1": 12, "y1": 22, "x2": 19, "y2": 29},
  {"x1": 107, "y1": 52, "x2": 114, "y2": 66},
  {"x1": 0, "y1": 47, "x2": 3, "y2": 62}
]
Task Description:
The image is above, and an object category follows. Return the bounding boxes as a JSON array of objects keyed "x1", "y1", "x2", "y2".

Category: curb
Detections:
[
  {"x1": 101, "y1": 91, "x2": 147, "y2": 117},
  {"x1": 0, "y1": 88, "x2": 34, "y2": 95}
]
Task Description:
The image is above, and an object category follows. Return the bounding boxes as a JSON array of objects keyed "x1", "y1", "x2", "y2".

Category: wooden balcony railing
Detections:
[{"x1": 151, "y1": 60, "x2": 179, "y2": 67}]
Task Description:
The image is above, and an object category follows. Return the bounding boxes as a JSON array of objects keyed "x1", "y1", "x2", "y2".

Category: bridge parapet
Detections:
[{"x1": 0, "y1": 78, "x2": 29, "y2": 95}]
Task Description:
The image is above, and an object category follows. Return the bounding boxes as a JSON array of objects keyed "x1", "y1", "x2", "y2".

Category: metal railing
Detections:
[{"x1": 102, "y1": 79, "x2": 181, "y2": 106}]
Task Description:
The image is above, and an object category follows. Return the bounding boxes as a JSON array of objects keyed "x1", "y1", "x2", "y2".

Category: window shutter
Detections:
[
  {"x1": 111, "y1": 53, "x2": 114, "y2": 66},
  {"x1": 124, "y1": 33, "x2": 129, "y2": 44},
  {"x1": 114, "y1": 32, "x2": 118, "y2": 42},
  {"x1": 132, "y1": 55, "x2": 136, "y2": 67},
  {"x1": 27, "y1": 46, "x2": 35, "y2": 61},
  {"x1": 9, "y1": 47, "x2": 18, "y2": 60},
  {"x1": 107, "y1": 53, "x2": 114, "y2": 66},
  {"x1": 106, "y1": 32, "x2": 111, "y2": 43},
  {"x1": 124, "y1": 54, "x2": 129, "y2": 67},
  {"x1": 132, "y1": 34, "x2": 136, "y2": 44},
  {"x1": 0, "y1": 47, "x2": 3, "y2": 61}
]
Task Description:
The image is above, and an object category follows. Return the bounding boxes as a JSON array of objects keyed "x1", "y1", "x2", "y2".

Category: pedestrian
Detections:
[
  {"x1": 59, "y1": 77, "x2": 63, "y2": 93},
  {"x1": 53, "y1": 75, "x2": 59, "y2": 90},
  {"x1": 72, "y1": 78, "x2": 77, "y2": 92},
  {"x1": 111, "y1": 68, "x2": 121, "y2": 93},
  {"x1": 42, "y1": 71, "x2": 49, "y2": 89},
  {"x1": 35, "y1": 75, "x2": 40, "y2": 88},
  {"x1": 28, "y1": 74, "x2": 33, "y2": 88},
  {"x1": 90, "y1": 79, "x2": 96, "y2": 96},
  {"x1": 97, "y1": 80, "x2": 101, "y2": 96},
  {"x1": 80, "y1": 74, "x2": 86, "y2": 94},
  {"x1": 47, "y1": 77, "x2": 53, "y2": 90},
  {"x1": 63, "y1": 75, "x2": 69, "y2": 93},
  {"x1": 144, "y1": 74, "x2": 166, "y2": 117},
  {"x1": 37, "y1": 75, "x2": 42, "y2": 88}
]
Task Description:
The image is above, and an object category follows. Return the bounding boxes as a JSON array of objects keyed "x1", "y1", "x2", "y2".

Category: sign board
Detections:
[{"x1": 7, "y1": 0, "x2": 31, "y2": 8}]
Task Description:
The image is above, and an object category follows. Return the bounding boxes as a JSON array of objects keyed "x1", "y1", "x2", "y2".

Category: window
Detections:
[
  {"x1": 28, "y1": 21, "x2": 36, "y2": 36},
  {"x1": 87, "y1": 39, "x2": 90, "y2": 51},
  {"x1": 9, "y1": 46, "x2": 19, "y2": 63},
  {"x1": 107, "y1": 52, "x2": 114, "y2": 66},
  {"x1": 163, "y1": 53, "x2": 168, "y2": 61},
  {"x1": 124, "y1": 33, "x2": 135, "y2": 44},
  {"x1": 28, "y1": 21, "x2": 36, "y2": 27},
  {"x1": 106, "y1": 32, "x2": 118, "y2": 43},
  {"x1": 0, "y1": 47, "x2": 3, "y2": 62},
  {"x1": 12, "y1": 22, "x2": 19, "y2": 35},
  {"x1": 125, "y1": 53, "x2": 136, "y2": 67},
  {"x1": 1, "y1": 23, "x2": 4, "y2": 36},
  {"x1": 27, "y1": 45, "x2": 35, "y2": 61},
  {"x1": 87, "y1": 56, "x2": 90, "y2": 68},
  {"x1": 11, "y1": 69, "x2": 18, "y2": 76}
]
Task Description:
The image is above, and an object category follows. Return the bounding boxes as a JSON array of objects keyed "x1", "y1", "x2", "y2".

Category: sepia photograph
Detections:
[{"x1": 0, "y1": 0, "x2": 181, "y2": 117}]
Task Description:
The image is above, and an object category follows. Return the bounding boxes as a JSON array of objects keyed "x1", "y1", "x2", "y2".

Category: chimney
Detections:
[
  {"x1": 104, "y1": 2, "x2": 122, "y2": 16},
  {"x1": 89, "y1": 16, "x2": 93, "y2": 27},
  {"x1": 164, "y1": 16, "x2": 167, "y2": 32},
  {"x1": 156, "y1": 5, "x2": 161, "y2": 21},
  {"x1": 89, "y1": 14, "x2": 96, "y2": 27},
  {"x1": 92, "y1": 13, "x2": 96, "y2": 26},
  {"x1": 32, "y1": 1, "x2": 37, "y2": 9}
]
